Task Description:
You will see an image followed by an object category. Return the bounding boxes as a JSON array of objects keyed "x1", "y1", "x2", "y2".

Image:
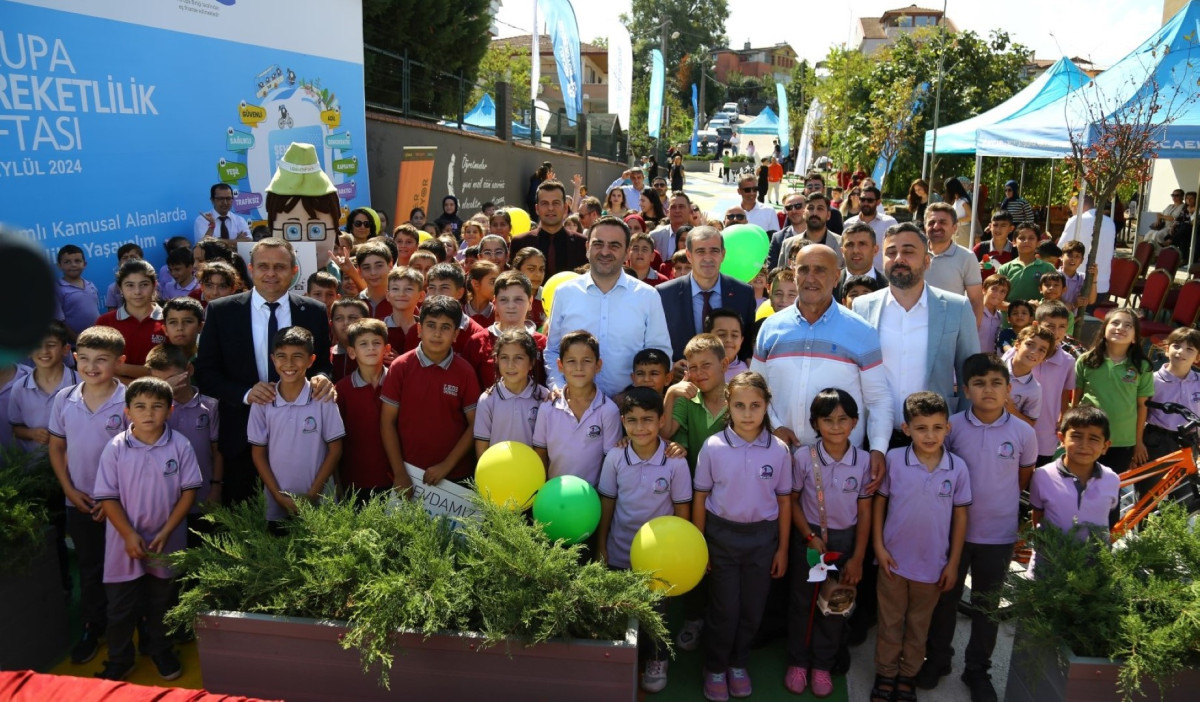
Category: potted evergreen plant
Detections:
[
  {"x1": 1003, "y1": 503, "x2": 1200, "y2": 702},
  {"x1": 0, "y1": 449, "x2": 68, "y2": 671},
  {"x1": 169, "y1": 494, "x2": 665, "y2": 700}
]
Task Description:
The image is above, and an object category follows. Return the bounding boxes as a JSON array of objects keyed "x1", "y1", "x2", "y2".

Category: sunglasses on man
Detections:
[{"x1": 725, "y1": 213, "x2": 747, "y2": 221}]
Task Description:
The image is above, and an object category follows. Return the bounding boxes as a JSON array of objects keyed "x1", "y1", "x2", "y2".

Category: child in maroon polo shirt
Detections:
[
  {"x1": 380, "y1": 296, "x2": 480, "y2": 491},
  {"x1": 95, "y1": 259, "x2": 164, "y2": 382},
  {"x1": 335, "y1": 318, "x2": 394, "y2": 500},
  {"x1": 329, "y1": 298, "x2": 367, "y2": 382},
  {"x1": 383, "y1": 266, "x2": 424, "y2": 361}
]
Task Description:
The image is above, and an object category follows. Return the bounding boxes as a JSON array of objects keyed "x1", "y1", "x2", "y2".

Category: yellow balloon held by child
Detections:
[
  {"x1": 475, "y1": 441, "x2": 545, "y2": 510},
  {"x1": 629, "y1": 515, "x2": 708, "y2": 596},
  {"x1": 755, "y1": 299, "x2": 774, "y2": 322},
  {"x1": 505, "y1": 207, "x2": 532, "y2": 236}
]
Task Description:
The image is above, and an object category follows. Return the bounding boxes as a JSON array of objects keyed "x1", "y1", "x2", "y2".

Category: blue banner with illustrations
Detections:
[
  {"x1": 1, "y1": 0, "x2": 369, "y2": 290},
  {"x1": 648, "y1": 49, "x2": 664, "y2": 139},
  {"x1": 538, "y1": 0, "x2": 582, "y2": 125}
]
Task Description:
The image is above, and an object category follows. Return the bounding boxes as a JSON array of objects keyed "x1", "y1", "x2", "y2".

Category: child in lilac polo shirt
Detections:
[
  {"x1": 596, "y1": 387, "x2": 691, "y2": 694},
  {"x1": 872, "y1": 392, "x2": 971, "y2": 702},
  {"x1": 1004, "y1": 324, "x2": 1054, "y2": 428},
  {"x1": 146, "y1": 344, "x2": 222, "y2": 545},
  {"x1": 93, "y1": 377, "x2": 202, "y2": 681},
  {"x1": 1030, "y1": 406, "x2": 1119, "y2": 542},
  {"x1": 978, "y1": 274, "x2": 1009, "y2": 355},
  {"x1": 1144, "y1": 327, "x2": 1200, "y2": 462},
  {"x1": 47, "y1": 325, "x2": 129, "y2": 664},
  {"x1": 1030, "y1": 302, "x2": 1077, "y2": 464},
  {"x1": 533, "y1": 330, "x2": 620, "y2": 486},
  {"x1": 248, "y1": 327, "x2": 345, "y2": 529},
  {"x1": 474, "y1": 329, "x2": 548, "y2": 454},
  {"x1": 55, "y1": 245, "x2": 102, "y2": 338},
  {"x1": 692, "y1": 372, "x2": 792, "y2": 701},
  {"x1": 9, "y1": 321, "x2": 77, "y2": 454},
  {"x1": 921, "y1": 355, "x2": 1037, "y2": 697},
  {"x1": 786, "y1": 389, "x2": 873, "y2": 697}
]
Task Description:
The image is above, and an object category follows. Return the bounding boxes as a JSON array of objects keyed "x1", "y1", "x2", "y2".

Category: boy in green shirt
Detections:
[
  {"x1": 661, "y1": 334, "x2": 728, "y2": 472},
  {"x1": 722, "y1": 150, "x2": 733, "y2": 184},
  {"x1": 999, "y1": 223, "x2": 1056, "y2": 302}
]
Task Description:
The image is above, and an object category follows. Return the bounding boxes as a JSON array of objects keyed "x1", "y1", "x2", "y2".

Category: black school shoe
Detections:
[
  {"x1": 95, "y1": 659, "x2": 135, "y2": 681},
  {"x1": 70, "y1": 628, "x2": 103, "y2": 664},
  {"x1": 961, "y1": 668, "x2": 998, "y2": 702},
  {"x1": 152, "y1": 648, "x2": 183, "y2": 681},
  {"x1": 913, "y1": 659, "x2": 951, "y2": 689}
]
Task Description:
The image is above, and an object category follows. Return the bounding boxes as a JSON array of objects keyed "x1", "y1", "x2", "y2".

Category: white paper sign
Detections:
[
  {"x1": 404, "y1": 464, "x2": 480, "y2": 523},
  {"x1": 236, "y1": 240, "x2": 319, "y2": 293}
]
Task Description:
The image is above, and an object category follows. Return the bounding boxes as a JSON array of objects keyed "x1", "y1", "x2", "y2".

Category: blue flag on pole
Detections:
[
  {"x1": 776, "y1": 83, "x2": 790, "y2": 157},
  {"x1": 871, "y1": 82, "x2": 930, "y2": 189},
  {"x1": 538, "y1": 0, "x2": 582, "y2": 125},
  {"x1": 648, "y1": 49, "x2": 664, "y2": 139},
  {"x1": 690, "y1": 83, "x2": 699, "y2": 155}
]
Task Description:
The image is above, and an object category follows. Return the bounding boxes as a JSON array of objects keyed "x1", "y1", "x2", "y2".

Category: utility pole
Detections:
[{"x1": 925, "y1": 0, "x2": 949, "y2": 183}]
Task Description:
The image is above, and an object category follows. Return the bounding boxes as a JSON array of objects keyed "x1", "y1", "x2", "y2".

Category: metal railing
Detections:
[{"x1": 364, "y1": 45, "x2": 624, "y2": 161}]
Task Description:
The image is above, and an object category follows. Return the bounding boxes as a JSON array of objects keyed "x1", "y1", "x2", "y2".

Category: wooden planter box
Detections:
[
  {"x1": 0, "y1": 530, "x2": 68, "y2": 671},
  {"x1": 1006, "y1": 639, "x2": 1200, "y2": 701},
  {"x1": 196, "y1": 611, "x2": 638, "y2": 701},
  {"x1": 681, "y1": 160, "x2": 715, "y2": 172}
]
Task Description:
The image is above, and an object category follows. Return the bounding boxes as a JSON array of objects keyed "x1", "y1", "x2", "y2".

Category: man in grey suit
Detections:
[{"x1": 852, "y1": 222, "x2": 980, "y2": 446}]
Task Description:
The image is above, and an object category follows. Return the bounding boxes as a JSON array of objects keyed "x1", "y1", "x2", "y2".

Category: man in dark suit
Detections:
[
  {"x1": 194, "y1": 238, "x2": 335, "y2": 505},
  {"x1": 510, "y1": 180, "x2": 587, "y2": 276},
  {"x1": 834, "y1": 221, "x2": 887, "y2": 300},
  {"x1": 656, "y1": 225, "x2": 757, "y2": 365}
]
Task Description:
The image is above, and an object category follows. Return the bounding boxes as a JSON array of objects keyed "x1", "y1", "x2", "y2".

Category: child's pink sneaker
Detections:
[
  {"x1": 727, "y1": 667, "x2": 752, "y2": 698},
  {"x1": 811, "y1": 669, "x2": 835, "y2": 697},
  {"x1": 784, "y1": 666, "x2": 808, "y2": 694},
  {"x1": 703, "y1": 671, "x2": 729, "y2": 701}
]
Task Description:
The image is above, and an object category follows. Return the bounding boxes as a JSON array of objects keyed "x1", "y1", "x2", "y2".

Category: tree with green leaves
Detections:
[
  {"x1": 621, "y1": 0, "x2": 728, "y2": 158},
  {"x1": 817, "y1": 28, "x2": 1033, "y2": 195},
  {"x1": 362, "y1": 0, "x2": 495, "y2": 117},
  {"x1": 472, "y1": 41, "x2": 548, "y2": 121}
]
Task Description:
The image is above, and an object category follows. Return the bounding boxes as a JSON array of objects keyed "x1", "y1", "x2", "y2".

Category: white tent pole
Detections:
[
  {"x1": 1019, "y1": 161, "x2": 1026, "y2": 192},
  {"x1": 1190, "y1": 167, "x2": 1200, "y2": 267},
  {"x1": 970, "y1": 153, "x2": 983, "y2": 247},
  {"x1": 1073, "y1": 180, "x2": 1088, "y2": 240},
  {"x1": 922, "y1": 150, "x2": 930, "y2": 181}
]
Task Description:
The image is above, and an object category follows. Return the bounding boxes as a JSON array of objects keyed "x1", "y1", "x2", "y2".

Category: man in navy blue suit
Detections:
[{"x1": 656, "y1": 226, "x2": 758, "y2": 369}]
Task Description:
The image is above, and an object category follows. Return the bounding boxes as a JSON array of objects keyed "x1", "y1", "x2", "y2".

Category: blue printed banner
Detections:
[
  {"x1": 648, "y1": 49, "x2": 664, "y2": 139},
  {"x1": 538, "y1": 0, "x2": 582, "y2": 125},
  {"x1": 1, "y1": 0, "x2": 369, "y2": 291}
]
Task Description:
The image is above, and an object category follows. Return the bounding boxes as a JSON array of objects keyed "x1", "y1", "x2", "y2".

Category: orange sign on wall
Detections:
[{"x1": 395, "y1": 146, "x2": 437, "y2": 222}]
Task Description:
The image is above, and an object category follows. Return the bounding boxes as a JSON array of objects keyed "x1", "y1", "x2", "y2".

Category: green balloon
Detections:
[
  {"x1": 532, "y1": 476, "x2": 602, "y2": 544},
  {"x1": 720, "y1": 223, "x2": 770, "y2": 282}
]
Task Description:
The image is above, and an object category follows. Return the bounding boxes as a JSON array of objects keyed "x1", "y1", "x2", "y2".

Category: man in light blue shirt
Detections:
[{"x1": 545, "y1": 216, "x2": 672, "y2": 397}]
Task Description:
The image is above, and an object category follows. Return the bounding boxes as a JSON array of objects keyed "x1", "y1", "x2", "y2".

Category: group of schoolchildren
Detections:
[{"x1": 10, "y1": 201, "x2": 1200, "y2": 702}]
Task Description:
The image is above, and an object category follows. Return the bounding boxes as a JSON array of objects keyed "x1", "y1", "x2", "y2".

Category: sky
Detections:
[{"x1": 493, "y1": 0, "x2": 1164, "y2": 69}]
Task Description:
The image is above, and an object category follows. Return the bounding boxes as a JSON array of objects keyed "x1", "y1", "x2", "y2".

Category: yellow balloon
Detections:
[
  {"x1": 506, "y1": 207, "x2": 532, "y2": 236},
  {"x1": 475, "y1": 441, "x2": 545, "y2": 510},
  {"x1": 755, "y1": 299, "x2": 775, "y2": 321},
  {"x1": 541, "y1": 271, "x2": 579, "y2": 319},
  {"x1": 629, "y1": 516, "x2": 708, "y2": 596},
  {"x1": 417, "y1": 230, "x2": 432, "y2": 243}
]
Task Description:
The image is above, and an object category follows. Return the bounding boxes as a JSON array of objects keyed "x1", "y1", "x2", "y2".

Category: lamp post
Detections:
[
  {"x1": 924, "y1": 0, "x2": 949, "y2": 182},
  {"x1": 655, "y1": 15, "x2": 680, "y2": 171}
]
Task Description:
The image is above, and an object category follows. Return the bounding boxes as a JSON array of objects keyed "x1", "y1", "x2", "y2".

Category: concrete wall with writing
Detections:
[{"x1": 365, "y1": 112, "x2": 626, "y2": 222}]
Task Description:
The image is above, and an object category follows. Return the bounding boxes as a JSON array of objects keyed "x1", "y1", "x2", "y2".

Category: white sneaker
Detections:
[
  {"x1": 676, "y1": 618, "x2": 704, "y2": 651},
  {"x1": 641, "y1": 659, "x2": 669, "y2": 692}
]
